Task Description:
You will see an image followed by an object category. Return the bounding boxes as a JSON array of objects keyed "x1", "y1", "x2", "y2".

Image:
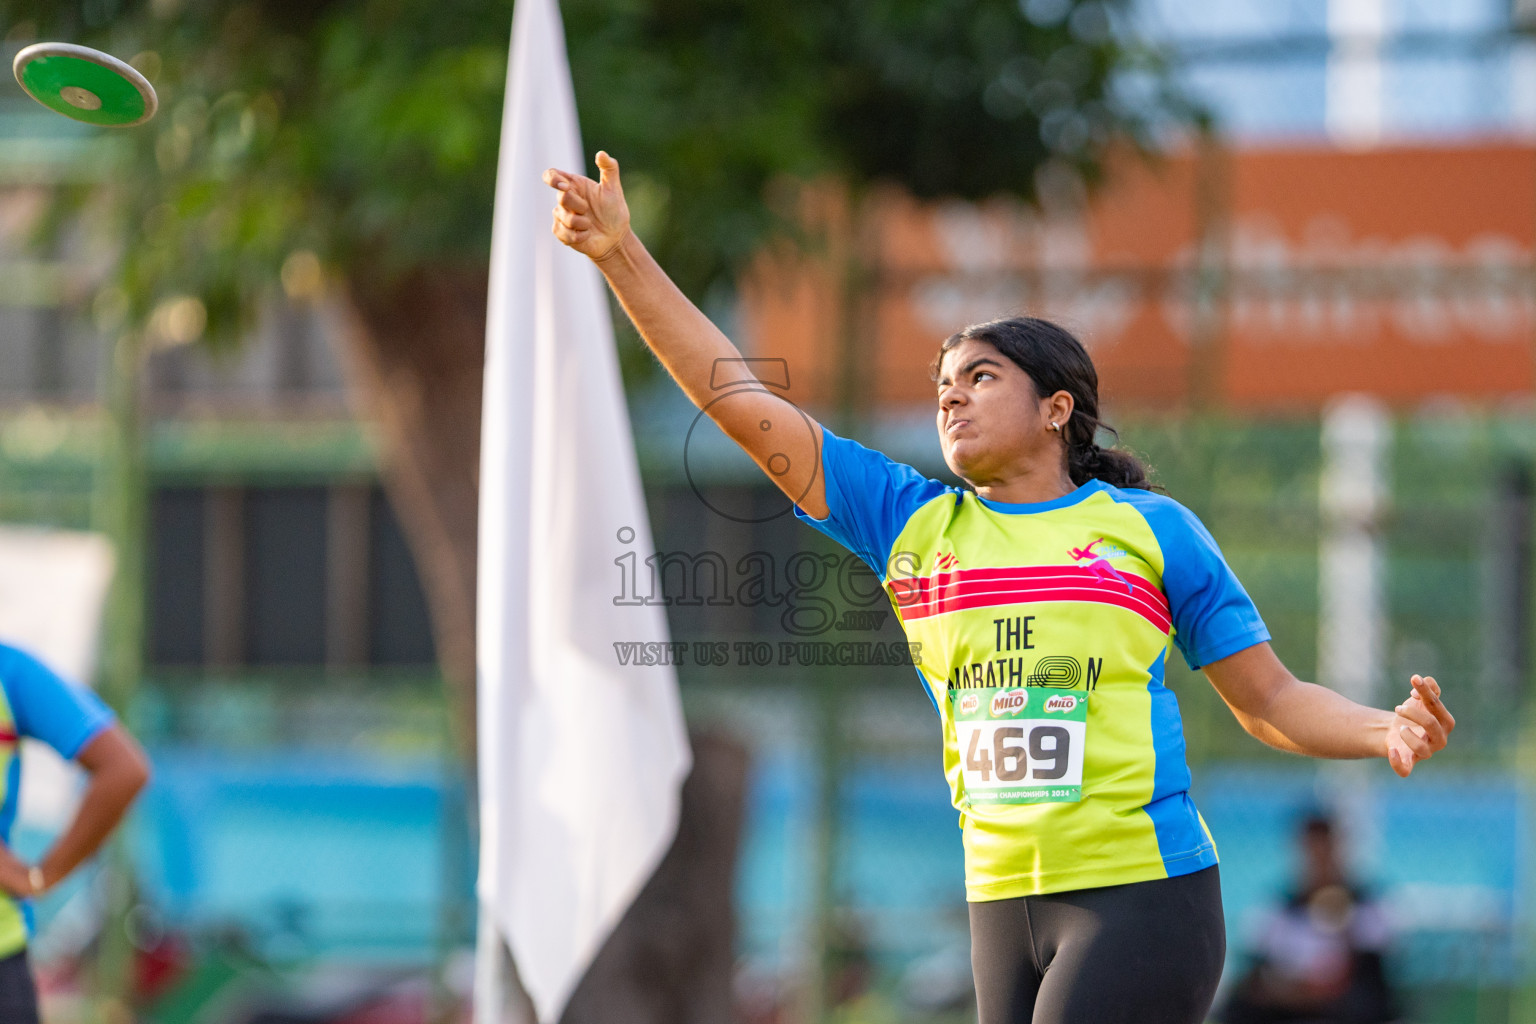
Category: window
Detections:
[{"x1": 149, "y1": 484, "x2": 436, "y2": 669}]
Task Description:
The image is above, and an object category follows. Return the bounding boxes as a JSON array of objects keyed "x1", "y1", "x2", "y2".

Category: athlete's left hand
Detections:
[
  {"x1": 0, "y1": 842, "x2": 32, "y2": 898},
  {"x1": 1386, "y1": 674, "x2": 1454, "y2": 777}
]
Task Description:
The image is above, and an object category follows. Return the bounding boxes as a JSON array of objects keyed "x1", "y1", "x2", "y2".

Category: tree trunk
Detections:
[
  {"x1": 331, "y1": 269, "x2": 748, "y2": 1024},
  {"x1": 560, "y1": 732, "x2": 750, "y2": 1024},
  {"x1": 333, "y1": 266, "x2": 487, "y2": 755}
]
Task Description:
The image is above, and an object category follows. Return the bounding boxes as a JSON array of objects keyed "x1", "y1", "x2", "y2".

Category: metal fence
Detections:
[{"x1": 4, "y1": 406, "x2": 1536, "y2": 1022}]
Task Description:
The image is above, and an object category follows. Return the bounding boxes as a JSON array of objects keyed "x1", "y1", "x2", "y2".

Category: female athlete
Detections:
[{"x1": 542, "y1": 152, "x2": 1456, "y2": 1024}]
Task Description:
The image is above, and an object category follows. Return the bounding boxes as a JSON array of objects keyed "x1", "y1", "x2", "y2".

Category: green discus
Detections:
[{"x1": 12, "y1": 42, "x2": 158, "y2": 127}]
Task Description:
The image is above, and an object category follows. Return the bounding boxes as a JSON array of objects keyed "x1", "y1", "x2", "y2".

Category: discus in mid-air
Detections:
[{"x1": 12, "y1": 41, "x2": 158, "y2": 127}]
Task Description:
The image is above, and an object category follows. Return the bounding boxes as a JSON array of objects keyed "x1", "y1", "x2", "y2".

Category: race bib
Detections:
[{"x1": 951, "y1": 687, "x2": 1088, "y2": 804}]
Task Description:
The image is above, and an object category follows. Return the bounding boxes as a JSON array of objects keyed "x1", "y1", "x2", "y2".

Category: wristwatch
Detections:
[{"x1": 27, "y1": 866, "x2": 44, "y2": 896}]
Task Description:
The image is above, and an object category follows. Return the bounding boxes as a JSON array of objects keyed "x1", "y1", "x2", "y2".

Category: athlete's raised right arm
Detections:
[{"x1": 543, "y1": 152, "x2": 828, "y2": 519}]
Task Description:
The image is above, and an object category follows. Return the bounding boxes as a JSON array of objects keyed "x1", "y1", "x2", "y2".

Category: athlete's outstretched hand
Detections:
[
  {"x1": 543, "y1": 151, "x2": 630, "y2": 263},
  {"x1": 1386, "y1": 674, "x2": 1454, "y2": 777}
]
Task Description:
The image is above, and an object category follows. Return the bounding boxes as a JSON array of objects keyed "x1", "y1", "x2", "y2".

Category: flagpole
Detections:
[
  {"x1": 475, "y1": 905, "x2": 537, "y2": 1024},
  {"x1": 474, "y1": 907, "x2": 503, "y2": 1022}
]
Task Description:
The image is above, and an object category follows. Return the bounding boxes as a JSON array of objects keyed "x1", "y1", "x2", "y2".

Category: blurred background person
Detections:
[
  {"x1": 1219, "y1": 814, "x2": 1400, "y2": 1024},
  {"x1": 0, "y1": 643, "x2": 150, "y2": 1024}
]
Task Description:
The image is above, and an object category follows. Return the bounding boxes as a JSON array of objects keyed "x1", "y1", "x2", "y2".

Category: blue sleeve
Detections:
[
  {"x1": 0, "y1": 646, "x2": 115, "y2": 759},
  {"x1": 794, "y1": 429, "x2": 952, "y2": 579},
  {"x1": 1117, "y1": 492, "x2": 1270, "y2": 670}
]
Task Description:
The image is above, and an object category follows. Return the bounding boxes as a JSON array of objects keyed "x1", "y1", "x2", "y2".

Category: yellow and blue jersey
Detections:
[
  {"x1": 0, "y1": 645, "x2": 114, "y2": 955},
  {"x1": 796, "y1": 430, "x2": 1269, "y2": 901}
]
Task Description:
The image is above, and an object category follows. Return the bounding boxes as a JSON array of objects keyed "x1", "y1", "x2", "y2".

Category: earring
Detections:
[{"x1": 1049, "y1": 422, "x2": 1060, "y2": 432}]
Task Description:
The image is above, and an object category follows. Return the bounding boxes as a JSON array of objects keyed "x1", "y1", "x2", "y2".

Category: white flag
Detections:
[
  {"x1": 0, "y1": 526, "x2": 114, "y2": 686},
  {"x1": 475, "y1": 0, "x2": 691, "y2": 1020},
  {"x1": 0, "y1": 526, "x2": 115, "y2": 833}
]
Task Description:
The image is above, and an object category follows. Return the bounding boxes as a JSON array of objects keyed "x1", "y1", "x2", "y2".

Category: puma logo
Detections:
[{"x1": 1070, "y1": 538, "x2": 1133, "y2": 595}]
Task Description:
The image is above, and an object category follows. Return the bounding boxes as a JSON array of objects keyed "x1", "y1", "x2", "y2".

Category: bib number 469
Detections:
[
  {"x1": 964, "y1": 724, "x2": 1070, "y2": 782},
  {"x1": 956, "y1": 714, "x2": 1087, "y2": 804}
]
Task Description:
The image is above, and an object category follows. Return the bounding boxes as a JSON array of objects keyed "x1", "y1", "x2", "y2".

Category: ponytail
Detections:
[{"x1": 1064, "y1": 425, "x2": 1151, "y2": 490}]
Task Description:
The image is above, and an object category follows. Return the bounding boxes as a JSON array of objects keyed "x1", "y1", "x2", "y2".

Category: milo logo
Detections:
[
  {"x1": 990, "y1": 689, "x2": 1028, "y2": 717},
  {"x1": 1044, "y1": 695, "x2": 1078, "y2": 713},
  {"x1": 958, "y1": 693, "x2": 980, "y2": 715}
]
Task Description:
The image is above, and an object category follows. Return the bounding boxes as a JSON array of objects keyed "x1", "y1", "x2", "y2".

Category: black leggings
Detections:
[
  {"x1": 0, "y1": 950, "x2": 40, "y2": 1024},
  {"x1": 970, "y1": 865, "x2": 1226, "y2": 1024}
]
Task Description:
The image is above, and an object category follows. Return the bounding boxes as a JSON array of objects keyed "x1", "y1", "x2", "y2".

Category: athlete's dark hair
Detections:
[{"x1": 933, "y1": 316, "x2": 1153, "y2": 490}]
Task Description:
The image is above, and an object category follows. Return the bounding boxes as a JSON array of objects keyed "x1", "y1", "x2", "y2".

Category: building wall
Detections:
[{"x1": 744, "y1": 143, "x2": 1536, "y2": 414}]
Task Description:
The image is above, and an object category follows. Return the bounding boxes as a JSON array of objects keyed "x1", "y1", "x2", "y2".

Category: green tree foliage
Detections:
[{"x1": 9, "y1": 0, "x2": 1186, "y2": 340}]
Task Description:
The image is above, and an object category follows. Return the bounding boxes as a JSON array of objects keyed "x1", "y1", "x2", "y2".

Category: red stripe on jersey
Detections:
[
  {"x1": 891, "y1": 566, "x2": 1172, "y2": 633},
  {"x1": 893, "y1": 566, "x2": 1171, "y2": 616},
  {"x1": 0, "y1": 728, "x2": 16, "y2": 744}
]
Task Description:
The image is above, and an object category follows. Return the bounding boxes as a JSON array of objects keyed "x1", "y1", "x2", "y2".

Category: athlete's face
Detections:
[{"x1": 935, "y1": 338, "x2": 1072, "y2": 486}]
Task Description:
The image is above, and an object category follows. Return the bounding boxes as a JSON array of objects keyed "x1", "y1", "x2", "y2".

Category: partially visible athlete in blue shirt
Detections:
[{"x1": 0, "y1": 643, "x2": 150, "y2": 1024}]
